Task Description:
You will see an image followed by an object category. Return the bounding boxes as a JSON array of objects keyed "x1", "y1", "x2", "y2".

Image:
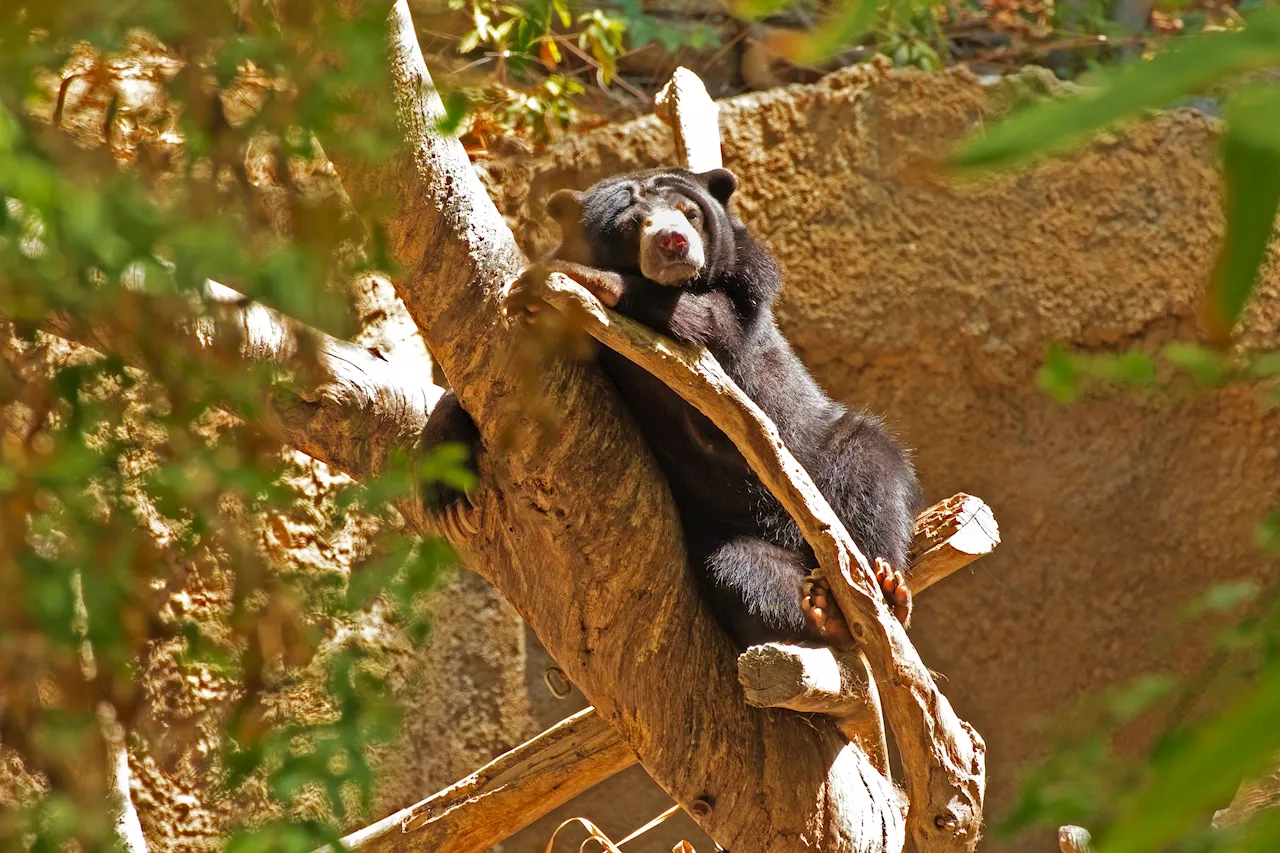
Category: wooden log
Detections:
[{"x1": 330, "y1": 708, "x2": 635, "y2": 853}]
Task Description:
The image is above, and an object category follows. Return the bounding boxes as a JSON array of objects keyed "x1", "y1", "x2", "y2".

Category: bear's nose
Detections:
[{"x1": 660, "y1": 231, "x2": 688, "y2": 254}]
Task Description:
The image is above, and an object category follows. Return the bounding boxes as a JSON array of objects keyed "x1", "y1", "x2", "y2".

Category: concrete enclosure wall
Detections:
[{"x1": 476, "y1": 64, "x2": 1280, "y2": 852}]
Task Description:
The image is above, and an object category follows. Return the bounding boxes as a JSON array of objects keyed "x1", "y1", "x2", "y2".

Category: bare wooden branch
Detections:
[
  {"x1": 534, "y1": 272, "x2": 985, "y2": 851},
  {"x1": 33, "y1": 282, "x2": 433, "y2": 479},
  {"x1": 654, "y1": 68, "x2": 723, "y2": 173},
  {"x1": 109, "y1": 739, "x2": 148, "y2": 853},
  {"x1": 328, "y1": 709, "x2": 635, "y2": 853},
  {"x1": 1213, "y1": 756, "x2": 1280, "y2": 828}
]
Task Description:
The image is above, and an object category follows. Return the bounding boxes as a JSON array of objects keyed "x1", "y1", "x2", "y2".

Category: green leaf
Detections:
[
  {"x1": 953, "y1": 9, "x2": 1280, "y2": 172},
  {"x1": 435, "y1": 89, "x2": 473, "y2": 137},
  {"x1": 1037, "y1": 343, "x2": 1080, "y2": 404},
  {"x1": 1163, "y1": 341, "x2": 1230, "y2": 385},
  {"x1": 1256, "y1": 508, "x2": 1280, "y2": 553},
  {"x1": 1099, "y1": 665, "x2": 1280, "y2": 853},
  {"x1": 1205, "y1": 85, "x2": 1280, "y2": 343},
  {"x1": 458, "y1": 28, "x2": 481, "y2": 54},
  {"x1": 794, "y1": 0, "x2": 878, "y2": 65}
]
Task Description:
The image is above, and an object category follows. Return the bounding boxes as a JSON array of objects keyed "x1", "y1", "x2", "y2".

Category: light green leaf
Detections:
[
  {"x1": 1100, "y1": 666, "x2": 1280, "y2": 853},
  {"x1": 1205, "y1": 85, "x2": 1280, "y2": 343},
  {"x1": 953, "y1": 9, "x2": 1280, "y2": 172}
]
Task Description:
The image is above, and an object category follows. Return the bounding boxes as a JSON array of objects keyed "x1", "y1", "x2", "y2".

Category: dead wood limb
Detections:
[
  {"x1": 1213, "y1": 755, "x2": 1280, "y2": 828},
  {"x1": 32, "y1": 281, "x2": 433, "y2": 479},
  {"x1": 908, "y1": 493, "x2": 1001, "y2": 592},
  {"x1": 654, "y1": 67, "x2": 723, "y2": 173},
  {"x1": 329, "y1": 708, "x2": 634, "y2": 853},
  {"x1": 535, "y1": 272, "x2": 985, "y2": 851},
  {"x1": 109, "y1": 738, "x2": 148, "y2": 853}
]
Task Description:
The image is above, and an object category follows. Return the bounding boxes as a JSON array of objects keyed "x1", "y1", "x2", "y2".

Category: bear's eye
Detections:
[{"x1": 682, "y1": 206, "x2": 700, "y2": 223}]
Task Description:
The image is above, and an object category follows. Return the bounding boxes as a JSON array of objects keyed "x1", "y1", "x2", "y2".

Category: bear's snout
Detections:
[
  {"x1": 640, "y1": 208, "x2": 705, "y2": 284},
  {"x1": 659, "y1": 230, "x2": 689, "y2": 256}
]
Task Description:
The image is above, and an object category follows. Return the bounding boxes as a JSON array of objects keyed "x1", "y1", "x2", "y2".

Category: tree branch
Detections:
[
  {"x1": 35, "y1": 281, "x2": 433, "y2": 479},
  {"x1": 535, "y1": 273, "x2": 986, "y2": 852},
  {"x1": 655, "y1": 68, "x2": 723, "y2": 173},
  {"x1": 330, "y1": 708, "x2": 634, "y2": 853}
]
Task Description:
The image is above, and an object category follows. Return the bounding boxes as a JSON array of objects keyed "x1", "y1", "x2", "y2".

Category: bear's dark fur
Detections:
[{"x1": 426, "y1": 167, "x2": 922, "y2": 649}]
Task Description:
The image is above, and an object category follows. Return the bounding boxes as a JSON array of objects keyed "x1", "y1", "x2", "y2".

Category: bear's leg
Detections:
[{"x1": 696, "y1": 535, "x2": 816, "y2": 648}]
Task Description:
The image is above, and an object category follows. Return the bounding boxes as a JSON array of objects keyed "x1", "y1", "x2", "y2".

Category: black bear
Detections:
[{"x1": 427, "y1": 167, "x2": 922, "y2": 649}]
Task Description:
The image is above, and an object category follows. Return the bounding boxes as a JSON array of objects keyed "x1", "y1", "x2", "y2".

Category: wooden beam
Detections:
[{"x1": 332, "y1": 708, "x2": 634, "y2": 853}]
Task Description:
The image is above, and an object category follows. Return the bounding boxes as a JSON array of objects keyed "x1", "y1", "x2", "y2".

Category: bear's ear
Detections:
[
  {"x1": 545, "y1": 189, "x2": 585, "y2": 225},
  {"x1": 697, "y1": 168, "x2": 738, "y2": 206}
]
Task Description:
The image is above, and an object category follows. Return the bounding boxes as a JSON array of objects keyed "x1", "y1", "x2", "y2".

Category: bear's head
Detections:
[{"x1": 545, "y1": 168, "x2": 739, "y2": 286}]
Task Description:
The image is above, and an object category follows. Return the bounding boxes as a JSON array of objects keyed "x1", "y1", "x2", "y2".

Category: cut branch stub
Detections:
[
  {"x1": 654, "y1": 67, "x2": 723, "y2": 173},
  {"x1": 908, "y1": 493, "x2": 1000, "y2": 593}
]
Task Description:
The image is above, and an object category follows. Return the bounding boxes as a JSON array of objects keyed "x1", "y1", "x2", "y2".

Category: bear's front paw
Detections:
[
  {"x1": 874, "y1": 557, "x2": 912, "y2": 629},
  {"x1": 504, "y1": 266, "x2": 549, "y2": 323}
]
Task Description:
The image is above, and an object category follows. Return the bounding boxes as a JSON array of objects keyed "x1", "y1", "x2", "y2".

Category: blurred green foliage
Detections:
[
  {"x1": 955, "y1": 5, "x2": 1280, "y2": 851},
  {"x1": 0, "y1": 2, "x2": 469, "y2": 850}
]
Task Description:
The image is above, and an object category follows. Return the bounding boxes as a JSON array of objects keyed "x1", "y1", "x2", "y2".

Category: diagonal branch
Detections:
[
  {"x1": 536, "y1": 274, "x2": 986, "y2": 853},
  {"x1": 35, "y1": 281, "x2": 433, "y2": 478}
]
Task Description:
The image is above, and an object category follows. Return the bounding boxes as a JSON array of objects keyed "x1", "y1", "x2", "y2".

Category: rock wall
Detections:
[{"x1": 476, "y1": 64, "x2": 1280, "y2": 852}]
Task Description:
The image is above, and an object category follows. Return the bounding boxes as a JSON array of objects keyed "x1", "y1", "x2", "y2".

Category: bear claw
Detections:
[{"x1": 802, "y1": 558, "x2": 913, "y2": 648}]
